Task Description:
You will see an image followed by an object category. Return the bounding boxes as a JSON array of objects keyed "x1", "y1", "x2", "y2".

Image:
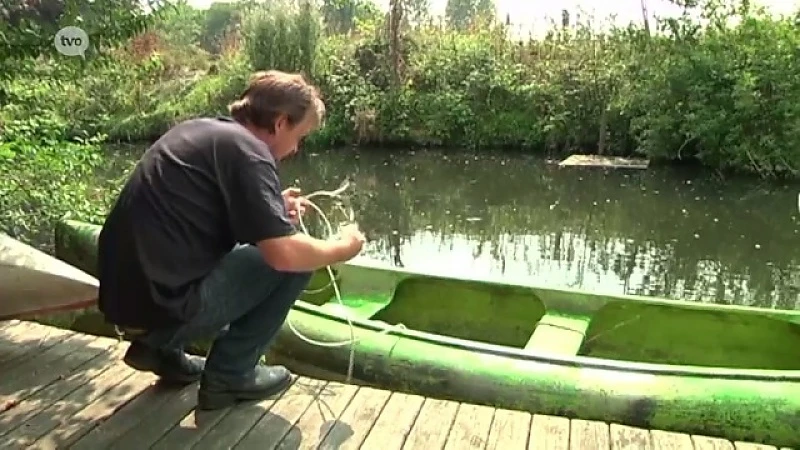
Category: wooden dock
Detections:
[
  {"x1": 0, "y1": 320, "x2": 790, "y2": 450},
  {"x1": 558, "y1": 154, "x2": 650, "y2": 169}
]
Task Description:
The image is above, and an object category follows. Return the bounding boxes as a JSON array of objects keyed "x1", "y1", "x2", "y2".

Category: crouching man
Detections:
[{"x1": 96, "y1": 70, "x2": 366, "y2": 410}]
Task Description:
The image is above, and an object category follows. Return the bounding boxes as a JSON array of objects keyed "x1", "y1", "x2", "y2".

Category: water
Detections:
[{"x1": 101, "y1": 146, "x2": 800, "y2": 309}]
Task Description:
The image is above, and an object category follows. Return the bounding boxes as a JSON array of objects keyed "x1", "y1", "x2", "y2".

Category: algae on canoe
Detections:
[{"x1": 53, "y1": 219, "x2": 800, "y2": 447}]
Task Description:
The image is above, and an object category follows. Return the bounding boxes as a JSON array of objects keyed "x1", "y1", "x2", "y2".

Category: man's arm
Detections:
[
  {"x1": 256, "y1": 233, "x2": 354, "y2": 272},
  {"x1": 216, "y1": 136, "x2": 355, "y2": 272}
]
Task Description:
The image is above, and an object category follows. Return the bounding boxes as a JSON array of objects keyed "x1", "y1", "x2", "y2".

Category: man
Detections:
[{"x1": 96, "y1": 70, "x2": 366, "y2": 411}]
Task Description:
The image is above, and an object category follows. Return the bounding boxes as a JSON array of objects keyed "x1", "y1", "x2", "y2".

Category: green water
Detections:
[
  {"x1": 372, "y1": 277, "x2": 546, "y2": 348},
  {"x1": 580, "y1": 302, "x2": 800, "y2": 369},
  {"x1": 99, "y1": 145, "x2": 799, "y2": 309}
]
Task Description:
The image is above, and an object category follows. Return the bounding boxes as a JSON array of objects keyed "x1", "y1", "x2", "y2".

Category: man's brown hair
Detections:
[{"x1": 229, "y1": 70, "x2": 325, "y2": 133}]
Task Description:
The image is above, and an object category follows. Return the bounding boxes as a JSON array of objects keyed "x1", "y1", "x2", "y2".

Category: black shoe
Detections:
[
  {"x1": 123, "y1": 341, "x2": 205, "y2": 384},
  {"x1": 197, "y1": 365, "x2": 293, "y2": 410}
]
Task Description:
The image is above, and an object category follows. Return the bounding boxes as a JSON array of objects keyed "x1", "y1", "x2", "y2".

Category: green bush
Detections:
[{"x1": 0, "y1": 116, "x2": 111, "y2": 249}]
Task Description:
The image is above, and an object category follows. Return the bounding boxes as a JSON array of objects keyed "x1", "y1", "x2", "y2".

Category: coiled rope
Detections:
[{"x1": 289, "y1": 180, "x2": 406, "y2": 383}]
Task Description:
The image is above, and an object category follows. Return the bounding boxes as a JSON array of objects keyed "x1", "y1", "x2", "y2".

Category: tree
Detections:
[
  {"x1": 321, "y1": 0, "x2": 381, "y2": 34},
  {"x1": 404, "y1": 0, "x2": 430, "y2": 26},
  {"x1": 445, "y1": 0, "x2": 495, "y2": 30},
  {"x1": 0, "y1": 0, "x2": 164, "y2": 63},
  {"x1": 201, "y1": 1, "x2": 245, "y2": 54}
]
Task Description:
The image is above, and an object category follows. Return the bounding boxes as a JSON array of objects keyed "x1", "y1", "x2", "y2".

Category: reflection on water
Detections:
[{"x1": 105, "y1": 146, "x2": 800, "y2": 309}]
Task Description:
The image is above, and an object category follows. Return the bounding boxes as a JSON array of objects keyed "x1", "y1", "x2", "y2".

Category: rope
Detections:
[{"x1": 289, "y1": 181, "x2": 406, "y2": 383}]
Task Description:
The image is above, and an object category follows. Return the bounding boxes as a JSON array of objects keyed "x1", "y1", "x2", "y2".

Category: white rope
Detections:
[{"x1": 288, "y1": 181, "x2": 406, "y2": 383}]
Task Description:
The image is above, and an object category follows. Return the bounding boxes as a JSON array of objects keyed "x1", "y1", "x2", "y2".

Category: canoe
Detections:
[
  {"x1": 0, "y1": 231, "x2": 98, "y2": 320},
  {"x1": 53, "y1": 219, "x2": 800, "y2": 447}
]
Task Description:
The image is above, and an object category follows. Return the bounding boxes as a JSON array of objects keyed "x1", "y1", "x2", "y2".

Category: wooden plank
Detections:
[
  {"x1": 651, "y1": 429, "x2": 694, "y2": 449},
  {"x1": 275, "y1": 381, "x2": 360, "y2": 449},
  {"x1": 235, "y1": 377, "x2": 328, "y2": 449},
  {"x1": 486, "y1": 408, "x2": 531, "y2": 450},
  {"x1": 191, "y1": 377, "x2": 299, "y2": 450},
  {"x1": 30, "y1": 368, "x2": 157, "y2": 449},
  {"x1": 443, "y1": 403, "x2": 495, "y2": 450},
  {"x1": 316, "y1": 385, "x2": 391, "y2": 450},
  {"x1": 529, "y1": 414, "x2": 570, "y2": 449},
  {"x1": 68, "y1": 381, "x2": 182, "y2": 450},
  {"x1": 0, "y1": 320, "x2": 18, "y2": 343},
  {"x1": 0, "y1": 320, "x2": 66, "y2": 342},
  {"x1": 558, "y1": 154, "x2": 649, "y2": 169},
  {"x1": 523, "y1": 314, "x2": 591, "y2": 355},
  {"x1": 0, "y1": 321, "x2": 37, "y2": 345},
  {"x1": 149, "y1": 400, "x2": 228, "y2": 450},
  {"x1": 610, "y1": 424, "x2": 652, "y2": 449},
  {"x1": 0, "y1": 330, "x2": 99, "y2": 385},
  {"x1": 0, "y1": 321, "x2": 40, "y2": 341},
  {"x1": 402, "y1": 398, "x2": 460, "y2": 449},
  {"x1": 0, "y1": 330, "x2": 86, "y2": 381},
  {"x1": 0, "y1": 357, "x2": 134, "y2": 449},
  {"x1": 0, "y1": 334, "x2": 113, "y2": 413},
  {"x1": 111, "y1": 382, "x2": 199, "y2": 450},
  {"x1": 734, "y1": 443, "x2": 778, "y2": 450},
  {"x1": 0, "y1": 342, "x2": 125, "y2": 436},
  {"x1": 691, "y1": 436, "x2": 734, "y2": 450},
  {"x1": 570, "y1": 419, "x2": 610, "y2": 450},
  {"x1": 360, "y1": 392, "x2": 425, "y2": 450},
  {"x1": 192, "y1": 377, "x2": 298, "y2": 450},
  {"x1": 0, "y1": 322, "x2": 71, "y2": 368}
]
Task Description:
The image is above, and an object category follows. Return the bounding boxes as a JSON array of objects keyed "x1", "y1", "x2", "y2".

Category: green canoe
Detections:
[{"x1": 53, "y1": 219, "x2": 800, "y2": 447}]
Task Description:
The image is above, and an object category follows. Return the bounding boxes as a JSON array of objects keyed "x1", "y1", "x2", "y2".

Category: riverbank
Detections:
[
  {"x1": 3, "y1": 1, "x2": 800, "y2": 247},
  {"x1": 4, "y1": 2, "x2": 800, "y2": 168}
]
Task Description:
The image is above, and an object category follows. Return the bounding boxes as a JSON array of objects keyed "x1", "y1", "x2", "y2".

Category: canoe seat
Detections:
[
  {"x1": 318, "y1": 300, "x2": 389, "y2": 320},
  {"x1": 523, "y1": 313, "x2": 592, "y2": 356}
]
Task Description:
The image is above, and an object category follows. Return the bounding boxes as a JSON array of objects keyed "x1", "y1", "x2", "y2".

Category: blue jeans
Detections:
[{"x1": 138, "y1": 244, "x2": 312, "y2": 379}]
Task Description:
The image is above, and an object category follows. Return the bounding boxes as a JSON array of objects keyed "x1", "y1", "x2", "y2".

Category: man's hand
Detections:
[
  {"x1": 337, "y1": 223, "x2": 366, "y2": 260},
  {"x1": 282, "y1": 187, "x2": 310, "y2": 225}
]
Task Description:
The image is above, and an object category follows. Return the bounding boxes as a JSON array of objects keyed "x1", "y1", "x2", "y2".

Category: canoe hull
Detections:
[
  {"x1": 275, "y1": 305, "x2": 800, "y2": 446},
  {"x1": 0, "y1": 232, "x2": 98, "y2": 320},
  {"x1": 52, "y1": 219, "x2": 800, "y2": 447}
]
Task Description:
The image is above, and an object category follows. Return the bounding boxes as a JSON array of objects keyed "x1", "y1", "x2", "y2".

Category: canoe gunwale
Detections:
[{"x1": 292, "y1": 299, "x2": 800, "y2": 381}]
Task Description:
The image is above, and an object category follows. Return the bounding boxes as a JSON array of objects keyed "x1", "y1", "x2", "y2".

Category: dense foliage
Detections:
[{"x1": 2, "y1": 0, "x2": 800, "y2": 247}]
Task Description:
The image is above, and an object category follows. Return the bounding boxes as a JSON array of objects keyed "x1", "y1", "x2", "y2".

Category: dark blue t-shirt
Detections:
[{"x1": 97, "y1": 117, "x2": 297, "y2": 328}]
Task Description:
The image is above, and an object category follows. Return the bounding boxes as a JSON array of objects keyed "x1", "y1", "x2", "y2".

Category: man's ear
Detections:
[{"x1": 274, "y1": 114, "x2": 290, "y2": 133}]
